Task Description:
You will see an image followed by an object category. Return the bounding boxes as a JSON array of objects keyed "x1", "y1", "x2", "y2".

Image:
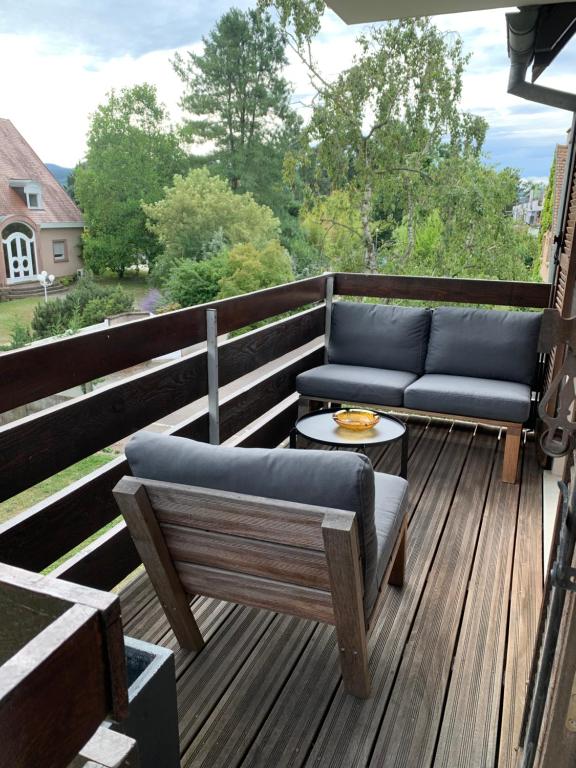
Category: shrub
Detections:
[
  {"x1": 31, "y1": 299, "x2": 70, "y2": 338},
  {"x1": 165, "y1": 254, "x2": 228, "y2": 308},
  {"x1": 9, "y1": 320, "x2": 34, "y2": 349},
  {"x1": 80, "y1": 288, "x2": 134, "y2": 325},
  {"x1": 31, "y1": 278, "x2": 133, "y2": 338}
]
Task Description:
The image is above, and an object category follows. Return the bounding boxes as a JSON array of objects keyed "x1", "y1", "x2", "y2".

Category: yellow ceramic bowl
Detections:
[{"x1": 333, "y1": 409, "x2": 380, "y2": 431}]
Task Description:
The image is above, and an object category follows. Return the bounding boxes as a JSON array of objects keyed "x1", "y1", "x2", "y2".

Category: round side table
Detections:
[{"x1": 290, "y1": 407, "x2": 408, "y2": 479}]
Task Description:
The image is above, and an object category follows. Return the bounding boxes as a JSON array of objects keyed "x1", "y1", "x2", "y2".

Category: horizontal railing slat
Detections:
[
  {"x1": 218, "y1": 305, "x2": 324, "y2": 387},
  {"x1": 334, "y1": 273, "x2": 552, "y2": 308},
  {"x1": 0, "y1": 275, "x2": 326, "y2": 413},
  {"x1": 50, "y1": 522, "x2": 140, "y2": 590}
]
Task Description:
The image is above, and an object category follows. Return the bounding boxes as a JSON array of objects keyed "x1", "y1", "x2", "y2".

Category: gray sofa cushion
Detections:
[
  {"x1": 328, "y1": 302, "x2": 431, "y2": 374},
  {"x1": 425, "y1": 307, "x2": 541, "y2": 385},
  {"x1": 126, "y1": 431, "x2": 384, "y2": 617},
  {"x1": 374, "y1": 472, "x2": 408, "y2": 597},
  {"x1": 404, "y1": 374, "x2": 532, "y2": 423},
  {"x1": 296, "y1": 364, "x2": 418, "y2": 407}
]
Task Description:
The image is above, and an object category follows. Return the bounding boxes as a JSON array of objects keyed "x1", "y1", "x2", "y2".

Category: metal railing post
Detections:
[
  {"x1": 206, "y1": 308, "x2": 219, "y2": 445},
  {"x1": 324, "y1": 274, "x2": 334, "y2": 364}
]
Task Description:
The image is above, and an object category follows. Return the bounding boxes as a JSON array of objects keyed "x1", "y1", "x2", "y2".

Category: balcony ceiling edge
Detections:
[{"x1": 326, "y1": 0, "x2": 571, "y2": 25}]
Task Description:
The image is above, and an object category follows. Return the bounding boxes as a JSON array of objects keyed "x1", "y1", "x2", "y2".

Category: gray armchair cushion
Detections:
[
  {"x1": 374, "y1": 472, "x2": 408, "y2": 594},
  {"x1": 296, "y1": 364, "x2": 417, "y2": 407},
  {"x1": 126, "y1": 431, "x2": 387, "y2": 617},
  {"x1": 328, "y1": 302, "x2": 431, "y2": 374},
  {"x1": 404, "y1": 374, "x2": 532, "y2": 423},
  {"x1": 425, "y1": 307, "x2": 541, "y2": 385}
]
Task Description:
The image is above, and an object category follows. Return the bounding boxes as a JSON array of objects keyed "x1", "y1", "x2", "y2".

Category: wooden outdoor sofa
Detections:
[
  {"x1": 297, "y1": 302, "x2": 544, "y2": 483},
  {"x1": 114, "y1": 431, "x2": 408, "y2": 699}
]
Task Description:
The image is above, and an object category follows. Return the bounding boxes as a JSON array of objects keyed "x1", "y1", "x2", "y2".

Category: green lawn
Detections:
[
  {"x1": 0, "y1": 296, "x2": 41, "y2": 344},
  {"x1": 0, "y1": 273, "x2": 153, "y2": 345}
]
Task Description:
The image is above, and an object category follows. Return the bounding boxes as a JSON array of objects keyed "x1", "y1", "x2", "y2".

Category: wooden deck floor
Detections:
[{"x1": 119, "y1": 419, "x2": 543, "y2": 768}]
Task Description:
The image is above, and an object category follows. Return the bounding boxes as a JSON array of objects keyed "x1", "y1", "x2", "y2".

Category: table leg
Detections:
[
  {"x1": 401, "y1": 430, "x2": 408, "y2": 480},
  {"x1": 289, "y1": 429, "x2": 297, "y2": 449}
]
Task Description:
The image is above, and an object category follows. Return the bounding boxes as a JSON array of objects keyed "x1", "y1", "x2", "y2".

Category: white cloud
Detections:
[{"x1": 0, "y1": 5, "x2": 572, "y2": 178}]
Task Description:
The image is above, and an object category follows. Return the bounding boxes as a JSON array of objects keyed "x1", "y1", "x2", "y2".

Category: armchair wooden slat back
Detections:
[{"x1": 114, "y1": 475, "x2": 378, "y2": 698}]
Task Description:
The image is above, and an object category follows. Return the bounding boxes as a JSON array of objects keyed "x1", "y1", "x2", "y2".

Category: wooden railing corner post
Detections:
[
  {"x1": 206, "y1": 307, "x2": 220, "y2": 445},
  {"x1": 324, "y1": 274, "x2": 334, "y2": 364}
]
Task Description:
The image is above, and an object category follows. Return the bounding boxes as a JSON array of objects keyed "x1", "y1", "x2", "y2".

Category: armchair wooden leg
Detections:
[
  {"x1": 323, "y1": 513, "x2": 371, "y2": 698},
  {"x1": 502, "y1": 425, "x2": 522, "y2": 484},
  {"x1": 388, "y1": 517, "x2": 407, "y2": 588},
  {"x1": 114, "y1": 479, "x2": 205, "y2": 652}
]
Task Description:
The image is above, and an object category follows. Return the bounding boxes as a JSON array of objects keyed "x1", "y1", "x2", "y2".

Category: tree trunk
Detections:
[
  {"x1": 361, "y1": 182, "x2": 377, "y2": 274},
  {"x1": 402, "y1": 187, "x2": 415, "y2": 266}
]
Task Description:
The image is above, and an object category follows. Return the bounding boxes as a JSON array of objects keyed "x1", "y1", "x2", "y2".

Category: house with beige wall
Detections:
[{"x1": 0, "y1": 118, "x2": 83, "y2": 291}]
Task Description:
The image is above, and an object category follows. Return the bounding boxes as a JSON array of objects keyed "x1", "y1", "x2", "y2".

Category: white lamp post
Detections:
[{"x1": 38, "y1": 270, "x2": 55, "y2": 303}]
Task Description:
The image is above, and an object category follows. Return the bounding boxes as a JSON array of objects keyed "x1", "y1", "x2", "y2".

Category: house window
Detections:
[
  {"x1": 26, "y1": 192, "x2": 40, "y2": 209},
  {"x1": 52, "y1": 240, "x2": 68, "y2": 262}
]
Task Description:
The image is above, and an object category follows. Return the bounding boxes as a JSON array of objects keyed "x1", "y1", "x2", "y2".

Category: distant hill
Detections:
[{"x1": 45, "y1": 163, "x2": 73, "y2": 188}]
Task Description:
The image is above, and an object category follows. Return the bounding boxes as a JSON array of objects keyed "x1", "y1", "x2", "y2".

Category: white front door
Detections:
[{"x1": 2, "y1": 224, "x2": 37, "y2": 283}]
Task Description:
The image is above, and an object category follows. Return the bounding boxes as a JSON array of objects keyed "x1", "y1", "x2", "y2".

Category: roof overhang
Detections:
[
  {"x1": 326, "y1": 0, "x2": 573, "y2": 25},
  {"x1": 40, "y1": 222, "x2": 84, "y2": 229}
]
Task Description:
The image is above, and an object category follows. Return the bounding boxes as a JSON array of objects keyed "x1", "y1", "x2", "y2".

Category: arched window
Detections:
[{"x1": 2, "y1": 222, "x2": 37, "y2": 282}]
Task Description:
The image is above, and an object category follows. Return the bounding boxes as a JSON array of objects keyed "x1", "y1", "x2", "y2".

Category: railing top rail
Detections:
[{"x1": 334, "y1": 273, "x2": 552, "y2": 308}]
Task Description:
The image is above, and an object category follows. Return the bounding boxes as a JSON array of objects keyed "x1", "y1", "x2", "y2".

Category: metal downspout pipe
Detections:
[{"x1": 507, "y1": 7, "x2": 576, "y2": 112}]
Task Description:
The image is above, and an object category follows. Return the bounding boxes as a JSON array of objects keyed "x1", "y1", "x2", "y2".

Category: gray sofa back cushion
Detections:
[
  {"x1": 425, "y1": 307, "x2": 542, "y2": 385},
  {"x1": 328, "y1": 302, "x2": 431, "y2": 374},
  {"x1": 126, "y1": 431, "x2": 379, "y2": 613}
]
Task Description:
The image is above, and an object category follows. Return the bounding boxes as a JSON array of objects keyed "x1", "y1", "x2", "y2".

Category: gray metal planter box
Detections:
[{"x1": 106, "y1": 636, "x2": 180, "y2": 768}]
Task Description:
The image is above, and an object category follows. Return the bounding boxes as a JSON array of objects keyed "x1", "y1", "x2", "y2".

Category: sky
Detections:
[{"x1": 0, "y1": 2, "x2": 573, "y2": 180}]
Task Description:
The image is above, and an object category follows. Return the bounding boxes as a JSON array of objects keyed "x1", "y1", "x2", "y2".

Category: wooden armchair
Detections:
[{"x1": 113, "y1": 432, "x2": 408, "y2": 699}]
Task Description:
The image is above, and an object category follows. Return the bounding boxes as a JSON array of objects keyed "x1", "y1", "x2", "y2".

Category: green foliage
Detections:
[
  {"x1": 144, "y1": 168, "x2": 280, "y2": 266},
  {"x1": 79, "y1": 289, "x2": 135, "y2": 325},
  {"x1": 30, "y1": 279, "x2": 133, "y2": 338},
  {"x1": 385, "y1": 155, "x2": 537, "y2": 281},
  {"x1": 173, "y1": 9, "x2": 292, "y2": 195},
  {"x1": 301, "y1": 190, "x2": 365, "y2": 272},
  {"x1": 31, "y1": 299, "x2": 70, "y2": 338},
  {"x1": 75, "y1": 84, "x2": 187, "y2": 277},
  {"x1": 539, "y1": 157, "x2": 555, "y2": 248},
  {"x1": 8, "y1": 320, "x2": 34, "y2": 349},
  {"x1": 288, "y1": 229, "x2": 328, "y2": 277},
  {"x1": 218, "y1": 241, "x2": 294, "y2": 298},
  {"x1": 164, "y1": 254, "x2": 228, "y2": 307},
  {"x1": 258, "y1": 0, "x2": 325, "y2": 44},
  {"x1": 287, "y1": 18, "x2": 487, "y2": 272}
]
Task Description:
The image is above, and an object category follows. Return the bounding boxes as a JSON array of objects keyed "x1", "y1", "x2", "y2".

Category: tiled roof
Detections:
[{"x1": 0, "y1": 118, "x2": 83, "y2": 227}]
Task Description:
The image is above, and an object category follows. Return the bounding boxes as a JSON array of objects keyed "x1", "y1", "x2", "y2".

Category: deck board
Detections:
[
  {"x1": 118, "y1": 421, "x2": 544, "y2": 768},
  {"x1": 497, "y1": 445, "x2": 543, "y2": 768},
  {"x1": 369, "y1": 431, "x2": 496, "y2": 767},
  {"x1": 434, "y1": 442, "x2": 522, "y2": 768}
]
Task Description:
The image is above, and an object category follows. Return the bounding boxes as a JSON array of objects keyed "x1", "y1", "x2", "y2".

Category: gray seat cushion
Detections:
[
  {"x1": 126, "y1": 431, "x2": 393, "y2": 618},
  {"x1": 374, "y1": 472, "x2": 408, "y2": 598},
  {"x1": 425, "y1": 307, "x2": 541, "y2": 385},
  {"x1": 404, "y1": 374, "x2": 532, "y2": 423},
  {"x1": 296, "y1": 364, "x2": 418, "y2": 406},
  {"x1": 329, "y1": 302, "x2": 431, "y2": 374}
]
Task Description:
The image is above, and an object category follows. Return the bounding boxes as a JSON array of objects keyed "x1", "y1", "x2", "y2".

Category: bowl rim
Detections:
[{"x1": 332, "y1": 408, "x2": 380, "y2": 425}]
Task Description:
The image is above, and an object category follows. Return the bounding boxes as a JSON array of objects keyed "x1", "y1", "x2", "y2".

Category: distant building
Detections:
[
  {"x1": 0, "y1": 118, "x2": 83, "y2": 290},
  {"x1": 512, "y1": 186, "x2": 545, "y2": 231}
]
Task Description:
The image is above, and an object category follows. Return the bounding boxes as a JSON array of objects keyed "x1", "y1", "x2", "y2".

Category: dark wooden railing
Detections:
[{"x1": 0, "y1": 273, "x2": 552, "y2": 591}]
